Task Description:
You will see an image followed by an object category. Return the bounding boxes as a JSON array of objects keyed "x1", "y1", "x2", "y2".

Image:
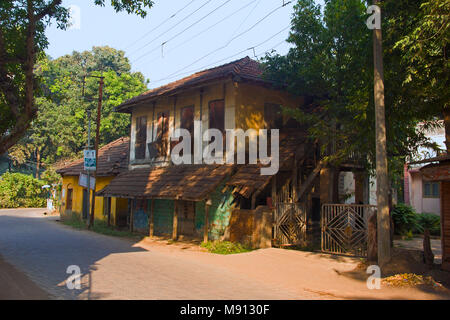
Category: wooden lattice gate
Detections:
[
  {"x1": 274, "y1": 203, "x2": 307, "y2": 246},
  {"x1": 321, "y1": 204, "x2": 376, "y2": 257}
]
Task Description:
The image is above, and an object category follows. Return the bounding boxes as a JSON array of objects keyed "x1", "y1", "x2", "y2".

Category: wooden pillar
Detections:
[
  {"x1": 251, "y1": 193, "x2": 256, "y2": 210},
  {"x1": 129, "y1": 199, "x2": 134, "y2": 232},
  {"x1": 292, "y1": 160, "x2": 298, "y2": 203},
  {"x1": 204, "y1": 199, "x2": 211, "y2": 243},
  {"x1": 149, "y1": 199, "x2": 154, "y2": 237},
  {"x1": 172, "y1": 200, "x2": 178, "y2": 241},
  {"x1": 354, "y1": 172, "x2": 365, "y2": 204},
  {"x1": 271, "y1": 175, "x2": 277, "y2": 205}
]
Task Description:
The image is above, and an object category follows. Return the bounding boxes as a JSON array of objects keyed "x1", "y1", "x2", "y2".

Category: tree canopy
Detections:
[
  {"x1": 9, "y1": 46, "x2": 148, "y2": 176},
  {"x1": 0, "y1": 0, "x2": 153, "y2": 155},
  {"x1": 262, "y1": 0, "x2": 448, "y2": 183}
]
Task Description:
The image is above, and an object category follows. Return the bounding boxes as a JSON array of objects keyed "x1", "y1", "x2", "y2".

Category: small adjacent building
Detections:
[
  {"x1": 418, "y1": 154, "x2": 450, "y2": 272},
  {"x1": 56, "y1": 137, "x2": 130, "y2": 225}
]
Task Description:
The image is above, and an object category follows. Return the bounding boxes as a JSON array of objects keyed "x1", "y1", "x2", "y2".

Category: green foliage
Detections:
[
  {"x1": 0, "y1": 1, "x2": 153, "y2": 155},
  {"x1": 14, "y1": 47, "x2": 148, "y2": 167},
  {"x1": 262, "y1": 0, "x2": 447, "y2": 182},
  {"x1": 0, "y1": 172, "x2": 46, "y2": 208},
  {"x1": 416, "y1": 213, "x2": 441, "y2": 236},
  {"x1": 201, "y1": 241, "x2": 252, "y2": 255},
  {"x1": 392, "y1": 203, "x2": 419, "y2": 235},
  {"x1": 392, "y1": 204, "x2": 441, "y2": 236}
]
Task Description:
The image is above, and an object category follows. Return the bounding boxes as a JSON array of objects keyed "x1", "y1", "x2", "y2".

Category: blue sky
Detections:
[{"x1": 45, "y1": 0, "x2": 298, "y2": 89}]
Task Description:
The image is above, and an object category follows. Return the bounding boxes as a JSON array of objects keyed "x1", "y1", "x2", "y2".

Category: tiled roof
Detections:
[
  {"x1": 115, "y1": 57, "x2": 266, "y2": 112},
  {"x1": 56, "y1": 137, "x2": 129, "y2": 176},
  {"x1": 96, "y1": 164, "x2": 234, "y2": 201},
  {"x1": 227, "y1": 131, "x2": 308, "y2": 198}
]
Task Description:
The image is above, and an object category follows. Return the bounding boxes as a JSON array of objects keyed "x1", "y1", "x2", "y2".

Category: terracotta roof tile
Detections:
[
  {"x1": 56, "y1": 137, "x2": 129, "y2": 176},
  {"x1": 116, "y1": 57, "x2": 266, "y2": 112},
  {"x1": 227, "y1": 131, "x2": 307, "y2": 198},
  {"x1": 96, "y1": 164, "x2": 233, "y2": 201}
]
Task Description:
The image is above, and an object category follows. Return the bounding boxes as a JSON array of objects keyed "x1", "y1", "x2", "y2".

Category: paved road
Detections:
[
  {"x1": 1, "y1": 209, "x2": 448, "y2": 300},
  {"x1": 0, "y1": 209, "x2": 308, "y2": 299}
]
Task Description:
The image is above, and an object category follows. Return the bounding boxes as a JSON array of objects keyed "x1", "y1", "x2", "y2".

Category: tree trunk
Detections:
[
  {"x1": 35, "y1": 148, "x2": 40, "y2": 179},
  {"x1": 444, "y1": 106, "x2": 450, "y2": 153},
  {"x1": 367, "y1": 211, "x2": 378, "y2": 263}
]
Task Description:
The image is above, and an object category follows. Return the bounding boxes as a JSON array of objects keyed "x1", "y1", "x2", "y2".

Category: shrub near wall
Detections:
[
  {"x1": 392, "y1": 203, "x2": 441, "y2": 236},
  {"x1": 0, "y1": 172, "x2": 46, "y2": 208}
]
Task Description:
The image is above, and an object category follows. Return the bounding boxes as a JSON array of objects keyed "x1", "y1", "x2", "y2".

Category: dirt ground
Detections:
[{"x1": 0, "y1": 255, "x2": 50, "y2": 300}]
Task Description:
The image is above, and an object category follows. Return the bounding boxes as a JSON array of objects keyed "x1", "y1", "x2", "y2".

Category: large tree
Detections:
[
  {"x1": 0, "y1": 0, "x2": 153, "y2": 155},
  {"x1": 9, "y1": 46, "x2": 148, "y2": 177},
  {"x1": 262, "y1": 0, "x2": 445, "y2": 182}
]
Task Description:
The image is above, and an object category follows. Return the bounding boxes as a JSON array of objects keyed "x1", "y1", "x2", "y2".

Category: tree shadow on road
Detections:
[{"x1": 0, "y1": 213, "x2": 147, "y2": 300}]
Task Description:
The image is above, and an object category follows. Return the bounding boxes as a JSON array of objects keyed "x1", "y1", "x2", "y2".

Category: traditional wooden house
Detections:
[
  {"x1": 56, "y1": 137, "x2": 130, "y2": 225},
  {"x1": 417, "y1": 154, "x2": 450, "y2": 271},
  {"x1": 97, "y1": 57, "x2": 368, "y2": 249}
]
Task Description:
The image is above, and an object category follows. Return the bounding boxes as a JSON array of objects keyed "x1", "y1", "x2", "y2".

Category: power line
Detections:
[
  {"x1": 129, "y1": 0, "x2": 215, "y2": 57},
  {"x1": 162, "y1": 3, "x2": 289, "y2": 80},
  {"x1": 133, "y1": 0, "x2": 236, "y2": 63},
  {"x1": 124, "y1": 0, "x2": 198, "y2": 51},
  {"x1": 134, "y1": 0, "x2": 259, "y2": 65},
  {"x1": 148, "y1": 25, "x2": 290, "y2": 86},
  {"x1": 163, "y1": 0, "x2": 259, "y2": 58},
  {"x1": 227, "y1": 0, "x2": 262, "y2": 44}
]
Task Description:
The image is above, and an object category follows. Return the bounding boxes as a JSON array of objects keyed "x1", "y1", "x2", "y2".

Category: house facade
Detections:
[{"x1": 95, "y1": 57, "x2": 369, "y2": 248}]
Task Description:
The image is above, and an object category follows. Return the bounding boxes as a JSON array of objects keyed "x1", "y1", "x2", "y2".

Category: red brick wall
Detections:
[{"x1": 442, "y1": 181, "x2": 450, "y2": 271}]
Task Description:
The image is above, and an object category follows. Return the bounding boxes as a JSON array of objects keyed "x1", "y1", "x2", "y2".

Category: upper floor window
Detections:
[
  {"x1": 423, "y1": 181, "x2": 440, "y2": 198},
  {"x1": 209, "y1": 100, "x2": 225, "y2": 133},
  {"x1": 155, "y1": 111, "x2": 169, "y2": 158},
  {"x1": 135, "y1": 116, "x2": 147, "y2": 160},
  {"x1": 180, "y1": 106, "x2": 194, "y2": 154},
  {"x1": 180, "y1": 105, "x2": 194, "y2": 136}
]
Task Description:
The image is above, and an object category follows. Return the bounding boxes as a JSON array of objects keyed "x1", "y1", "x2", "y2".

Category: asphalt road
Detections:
[
  {"x1": 0, "y1": 209, "x2": 303, "y2": 299},
  {"x1": 1, "y1": 208, "x2": 448, "y2": 300}
]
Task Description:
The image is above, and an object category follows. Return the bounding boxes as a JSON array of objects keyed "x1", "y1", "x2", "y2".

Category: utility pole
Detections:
[
  {"x1": 86, "y1": 109, "x2": 92, "y2": 225},
  {"x1": 82, "y1": 76, "x2": 94, "y2": 225},
  {"x1": 372, "y1": 0, "x2": 391, "y2": 265},
  {"x1": 88, "y1": 75, "x2": 104, "y2": 229}
]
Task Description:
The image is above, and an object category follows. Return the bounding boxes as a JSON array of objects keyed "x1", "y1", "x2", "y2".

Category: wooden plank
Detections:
[
  {"x1": 172, "y1": 200, "x2": 178, "y2": 240},
  {"x1": 149, "y1": 199, "x2": 154, "y2": 237},
  {"x1": 204, "y1": 200, "x2": 211, "y2": 243},
  {"x1": 129, "y1": 199, "x2": 134, "y2": 232}
]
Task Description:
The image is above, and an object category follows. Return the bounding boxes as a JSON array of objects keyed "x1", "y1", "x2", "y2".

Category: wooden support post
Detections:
[
  {"x1": 172, "y1": 200, "x2": 178, "y2": 241},
  {"x1": 251, "y1": 193, "x2": 256, "y2": 210},
  {"x1": 271, "y1": 175, "x2": 277, "y2": 205},
  {"x1": 149, "y1": 199, "x2": 154, "y2": 237},
  {"x1": 129, "y1": 199, "x2": 134, "y2": 232},
  {"x1": 293, "y1": 160, "x2": 298, "y2": 203},
  {"x1": 204, "y1": 199, "x2": 211, "y2": 243}
]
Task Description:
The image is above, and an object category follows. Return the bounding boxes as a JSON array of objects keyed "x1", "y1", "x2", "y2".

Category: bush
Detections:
[
  {"x1": 392, "y1": 204, "x2": 419, "y2": 236},
  {"x1": 201, "y1": 241, "x2": 252, "y2": 254},
  {"x1": 0, "y1": 172, "x2": 46, "y2": 208},
  {"x1": 416, "y1": 213, "x2": 440, "y2": 236}
]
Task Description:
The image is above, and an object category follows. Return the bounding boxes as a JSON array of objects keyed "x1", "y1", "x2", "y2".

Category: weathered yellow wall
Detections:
[
  {"x1": 235, "y1": 82, "x2": 303, "y2": 130},
  {"x1": 61, "y1": 175, "x2": 118, "y2": 224}
]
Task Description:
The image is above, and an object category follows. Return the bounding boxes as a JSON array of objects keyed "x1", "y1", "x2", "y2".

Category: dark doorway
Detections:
[
  {"x1": 82, "y1": 189, "x2": 89, "y2": 219},
  {"x1": 178, "y1": 200, "x2": 197, "y2": 237},
  {"x1": 66, "y1": 188, "x2": 73, "y2": 212}
]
